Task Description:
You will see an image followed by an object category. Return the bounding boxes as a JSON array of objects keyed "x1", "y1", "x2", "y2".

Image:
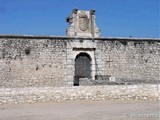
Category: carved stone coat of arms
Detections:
[{"x1": 78, "y1": 15, "x2": 89, "y2": 31}]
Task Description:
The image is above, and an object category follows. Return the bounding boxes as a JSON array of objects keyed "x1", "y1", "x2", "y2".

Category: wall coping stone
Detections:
[{"x1": 0, "y1": 34, "x2": 159, "y2": 41}]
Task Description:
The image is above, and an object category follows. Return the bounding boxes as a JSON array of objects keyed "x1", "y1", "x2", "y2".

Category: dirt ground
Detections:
[{"x1": 0, "y1": 100, "x2": 159, "y2": 120}]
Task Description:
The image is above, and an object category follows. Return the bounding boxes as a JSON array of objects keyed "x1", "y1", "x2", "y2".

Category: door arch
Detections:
[{"x1": 74, "y1": 52, "x2": 91, "y2": 86}]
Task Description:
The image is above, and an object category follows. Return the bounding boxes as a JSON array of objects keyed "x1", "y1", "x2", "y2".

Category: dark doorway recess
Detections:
[{"x1": 74, "y1": 53, "x2": 91, "y2": 86}]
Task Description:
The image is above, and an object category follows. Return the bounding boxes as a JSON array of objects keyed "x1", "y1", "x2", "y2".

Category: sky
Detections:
[{"x1": 0, "y1": 0, "x2": 159, "y2": 38}]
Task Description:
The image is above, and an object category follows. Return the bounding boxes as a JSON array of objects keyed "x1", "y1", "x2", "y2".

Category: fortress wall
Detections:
[
  {"x1": 0, "y1": 36, "x2": 159, "y2": 104},
  {"x1": 95, "y1": 39, "x2": 160, "y2": 82},
  {"x1": 0, "y1": 37, "x2": 67, "y2": 88},
  {"x1": 0, "y1": 36, "x2": 159, "y2": 89}
]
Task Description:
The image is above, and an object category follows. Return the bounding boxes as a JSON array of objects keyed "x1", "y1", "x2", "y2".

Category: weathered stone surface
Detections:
[
  {"x1": 0, "y1": 37, "x2": 67, "y2": 88},
  {"x1": 66, "y1": 9, "x2": 100, "y2": 37},
  {"x1": 0, "y1": 84, "x2": 159, "y2": 104},
  {"x1": 0, "y1": 35, "x2": 159, "y2": 104}
]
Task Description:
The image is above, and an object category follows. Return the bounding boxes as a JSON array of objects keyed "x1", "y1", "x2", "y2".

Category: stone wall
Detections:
[
  {"x1": 0, "y1": 84, "x2": 159, "y2": 104},
  {"x1": 0, "y1": 36, "x2": 67, "y2": 88},
  {"x1": 0, "y1": 35, "x2": 160, "y2": 88},
  {"x1": 65, "y1": 38, "x2": 160, "y2": 84},
  {"x1": 0, "y1": 36, "x2": 159, "y2": 104},
  {"x1": 95, "y1": 39, "x2": 160, "y2": 82}
]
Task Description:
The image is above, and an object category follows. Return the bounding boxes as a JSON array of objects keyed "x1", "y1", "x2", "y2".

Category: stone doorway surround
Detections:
[{"x1": 66, "y1": 39, "x2": 96, "y2": 86}]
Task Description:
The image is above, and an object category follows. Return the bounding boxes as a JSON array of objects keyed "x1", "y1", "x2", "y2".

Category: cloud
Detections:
[{"x1": 0, "y1": 6, "x2": 7, "y2": 14}]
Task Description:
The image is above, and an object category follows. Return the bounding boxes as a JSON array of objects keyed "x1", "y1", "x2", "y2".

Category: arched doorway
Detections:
[{"x1": 74, "y1": 52, "x2": 91, "y2": 86}]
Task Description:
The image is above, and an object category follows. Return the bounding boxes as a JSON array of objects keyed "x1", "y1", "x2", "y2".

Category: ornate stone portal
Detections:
[{"x1": 66, "y1": 9, "x2": 100, "y2": 37}]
